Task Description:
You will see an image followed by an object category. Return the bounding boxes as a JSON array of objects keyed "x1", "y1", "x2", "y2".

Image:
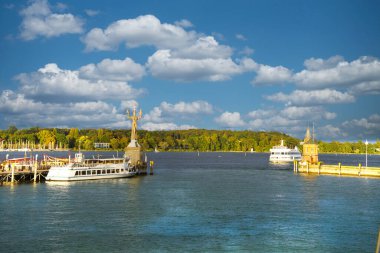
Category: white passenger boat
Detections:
[
  {"x1": 269, "y1": 140, "x2": 301, "y2": 163},
  {"x1": 46, "y1": 153, "x2": 135, "y2": 181}
]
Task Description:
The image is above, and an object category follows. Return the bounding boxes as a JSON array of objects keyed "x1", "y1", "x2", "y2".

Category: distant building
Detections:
[{"x1": 94, "y1": 142, "x2": 110, "y2": 149}]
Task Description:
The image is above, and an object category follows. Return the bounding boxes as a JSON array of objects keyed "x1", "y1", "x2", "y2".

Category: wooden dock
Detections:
[
  {"x1": 294, "y1": 161, "x2": 380, "y2": 178},
  {"x1": 1, "y1": 167, "x2": 49, "y2": 185}
]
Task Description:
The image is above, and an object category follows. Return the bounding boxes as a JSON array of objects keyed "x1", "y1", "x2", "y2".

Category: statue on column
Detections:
[{"x1": 127, "y1": 106, "x2": 142, "y2": 141}]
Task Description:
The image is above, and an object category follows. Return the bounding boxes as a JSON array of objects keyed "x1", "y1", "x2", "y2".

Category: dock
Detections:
[
  {"x1": 1, "y1": 166, "x2": 49, "y2": 185},
  {"x1": 294, "y1": 161, "x2": 380, "y2": 178}
]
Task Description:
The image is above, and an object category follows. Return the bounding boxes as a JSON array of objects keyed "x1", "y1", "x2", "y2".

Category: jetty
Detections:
[{"x1": 294, "y1": 127, "x2": 380, "y2": 178}]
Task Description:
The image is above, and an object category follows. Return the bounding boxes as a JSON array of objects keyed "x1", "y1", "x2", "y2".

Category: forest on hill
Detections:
[{"x1": 0, "y1": 126, "x2": 379, "y2": 154}]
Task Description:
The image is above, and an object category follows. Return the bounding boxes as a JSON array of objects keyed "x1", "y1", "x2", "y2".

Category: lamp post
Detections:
[{"x1": 365, "y1": 140, "x2": 368, "y2": 168}]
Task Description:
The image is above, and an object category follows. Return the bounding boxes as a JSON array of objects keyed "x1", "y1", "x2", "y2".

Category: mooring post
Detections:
[
  {"x1": 11, "y1": 164, "x2": 15, "y2": 183},
  {"x1": 307, "y1": 162, "x2": 309, "y2": 174},
  {"x1": 33, "y1": 154, "x2": 38, "y2": 183},
  {"x1": 318, "y1": 162, "x2": 321, "y2": 175},
  {"x1": 149, "y1": 160, "x2": 154, "y2": 175},
  {"x1": 338, "y1": 162, "x2": 341, "y2": 176},
  {"x1": 359, "y1": 163, "x2": 362, "y2": 176}
]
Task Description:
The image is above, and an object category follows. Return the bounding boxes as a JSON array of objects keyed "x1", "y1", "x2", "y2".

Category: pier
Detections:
[
  {"x1": 294, "y1": 161, "x2": 380, "y2": 178},
  {"x1": 294, "y1": 127, "x2": 380, "y2": 178},
  {"x1": 1, "y1": 165, "x2": 49, "y2": 184}
]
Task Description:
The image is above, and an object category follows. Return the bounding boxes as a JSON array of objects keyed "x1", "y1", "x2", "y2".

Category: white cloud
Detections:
[
  {"x1": 174, "y1": 19, "x2": 193, "y2": 28},
  {"x1": 144, "y1": 100, "x2": 213, "y2": 123},
  {"x1": 160, "y1": 101, "x2": 213, "y2": 114},
  {"x1": 19, "y1": 0, "x2": 84, "y2": 40},
  {"x1": 235, "y1": 34, "x2": 247, "y2": 41},
  {"x1": 119, "y1": 100, "x2": 138, "y2": 111},
  {"x1": 84, "y1": 9, "x2": 99, "y2": 17},
  {"x1": 252, "y1": 64, "x2": 293, "y2": 85},
  {"x1": 246, "y1": 106, "x2": 337, "y2": 138},
  {"x1": 215, "y1": 111, "x2": 246, "y2": 127},
  {"x1": 171, "y1": 36, "x2": 233, "y2": 60},
  {"x1": 318, "y1": 124, "x2": 345, "y2": 139},
  {"x1": 141, "y1": 122, "x2": 196, "y2": 131},
  {"x1": 303, "y1": 55, "x2": 345, "y2": 71},
  {"x1": 266, "y1": 89, "x2": 355, "y2": 106},
  {"x1": 79, "y1": 57, "x2": 145, "y2": 82},
  {"x1": 281, "y1": 106, "x2": 336, "y2": 120},
  {"x1": 82, "y1": 14, "x2": 197, "y2": 51},
  {"x1": 0, "y1": 90, "x2": 131, "y2": 128},
  {"x1": 147, "y1": 49, "x2": 242, "y2": 82},
  {"x1": 16, "y1": 63, "x2": 144, "y2": 102},
  {"x1": 348, "y1": 80, "x2": 380, "y2": 95},
  {"x1": 293, "y1": 56, "x2": 380, "y2": 91},
  {"x1": 239, "y1": 46, "x2": 254, "y2": 56}
]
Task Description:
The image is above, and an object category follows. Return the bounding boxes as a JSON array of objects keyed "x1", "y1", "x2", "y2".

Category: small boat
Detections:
[
  {"x1": 46, "y1": 152, "x2": 135, "y2": 181},
  {"x1": 269, "y1": 140, "x2": 301, "y2": 163}
]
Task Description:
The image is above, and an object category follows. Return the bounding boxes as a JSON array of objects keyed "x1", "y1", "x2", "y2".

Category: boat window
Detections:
[
  {"x1": 107, "y1": 169, "x2": 110, "y2": 174},
  {"x1": 75, "y1": 171, "x2": 79, "y2": 176},
  {"x1": 97, "y1": 170, "x2": 101, "y2": 174},
  {"x1": 111, "y1": 169, "x2": 115, "y2": 173},
  {"x1": 92, "y1": 170, "x2": 96, "y2": 175},
  {"x1": 87, "y1": 170, "x2": 91, "y2": 175},
  {"x1": 102, "y1": 170, "x2": 106, "y2": 174},
  {"x1": 116, "y1": 169, "x2": 119, "y2": 173},
  {"x1": 121, "y1": 169, "x2": 124, "y2": 172}
]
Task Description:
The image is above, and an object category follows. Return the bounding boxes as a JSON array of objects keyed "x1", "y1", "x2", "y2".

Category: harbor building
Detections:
[{"x1": 302, "y1": 127, "x2": 319, "y2": 164}]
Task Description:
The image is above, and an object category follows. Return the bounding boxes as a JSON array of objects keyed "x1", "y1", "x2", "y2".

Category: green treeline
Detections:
[{"x1": 0, "y1": 126, "x2": 379, "y2": 153}]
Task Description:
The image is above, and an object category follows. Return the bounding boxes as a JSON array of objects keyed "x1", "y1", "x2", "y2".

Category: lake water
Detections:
[{"x1": 1, "y1": 152, "x2": 380, "y2": 252}]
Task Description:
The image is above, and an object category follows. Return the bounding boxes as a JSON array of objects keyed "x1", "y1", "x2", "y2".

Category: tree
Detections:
[{"x1": 37, "y1": 130, "x2": 56, "y2": 148}]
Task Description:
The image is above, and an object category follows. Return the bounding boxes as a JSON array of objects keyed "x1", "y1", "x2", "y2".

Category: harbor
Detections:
[{"x1": 0, "y1": 107, "x2": 152, "y2": 184}]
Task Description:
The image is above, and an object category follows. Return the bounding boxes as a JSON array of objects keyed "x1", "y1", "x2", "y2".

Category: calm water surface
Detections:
[{"x1": 1, "y1": 152, "x2": 379, "y2": 252}]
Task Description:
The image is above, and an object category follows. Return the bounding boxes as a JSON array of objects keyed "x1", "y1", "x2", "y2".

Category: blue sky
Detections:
[{"x1": 0, "y1": 0, "x2": 380, "y2": 141}]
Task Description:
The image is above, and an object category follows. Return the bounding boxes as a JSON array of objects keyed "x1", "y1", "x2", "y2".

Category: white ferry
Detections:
[
  {"x1": 269, "y1": 140, "x2": 301, "y2": 163},
  {"x1": 46, "y1": 153, "x2": 135, "y2": 181}
]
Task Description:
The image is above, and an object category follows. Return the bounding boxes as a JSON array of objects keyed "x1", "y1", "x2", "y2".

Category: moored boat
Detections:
[
  {"x1": 269, "y1": 140, "x2": 301, "y2": 163},
  {"x1": 46, "y1": 152, "x2": 135, "y2": 181}
]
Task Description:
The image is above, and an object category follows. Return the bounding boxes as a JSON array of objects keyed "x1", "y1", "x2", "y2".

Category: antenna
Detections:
[{"x1": 312, "y1": 122, "x2": 315, "y2": 143}]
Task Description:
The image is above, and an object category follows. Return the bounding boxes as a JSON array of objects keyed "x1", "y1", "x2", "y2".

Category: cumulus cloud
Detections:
[
  {"x1": 235, "y1": 34, "x2": 247, "y2": 41},
  {"x1": 144, "y1": 100, "x2": 213, "y2": 123},
  {"x1": 252, "y1": 64, "x2": 293, "y2": 85},
  {"x1": 266, "y1": 89, "x2": 355, "y2": 106},
  {"x1": 0, "y1": 90, "x2": 131, "y2": 128},
  {"x1": 246, "y1": 106, "x2": 337, "y2": 138},
  {"x1": 19, "y1": 0, "x2": 84, "y2": 40},
  {"x1": 81, "y1": 15, "x2": 258, "y2": 82},
  {"x1": 293, "y1": 56, "x2": 380, "y2": 91},
  {"x1": 281, "y1": 106, "x2": 336, "y2": 120},
  {"x1": 239, "y1": 46, "x2": 254, "y2": 56},
  {"x1": 141, "y1": 122, "x2": 196, "y2": 131},
  {"x1": 82, "y1": 14, "x2": 197, "y2": 51},
  {"x1": 215, "y1": 111, "x2": 246, "y2": 128},
  {"x1": 303, "y1": 55, "x2": 345, "y2": 71},
  {"x1": 171, "y1": 36, "x2": 233, "y2": 60},
  {"x1": 79, "y1": 57, "x2": 145, "y2": 82},
  {"x1": 305, "y1": 113, "x2": 380, "y2": 141},
  {"x1": 247, "y1": 55, "x2": 380, "y2": 96},
  {"x1": 147, "y1": 49, "x2": 243, "y2": 82},
  {"x1": 174, "y1": 19, "x2": 193, "y2": 28},
  {"x1": 84, "y1": 9, "x2": 99, "y2": 17},
  {"x1": 16, "y1": 63, "x2": 144, "y2": 102}
]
